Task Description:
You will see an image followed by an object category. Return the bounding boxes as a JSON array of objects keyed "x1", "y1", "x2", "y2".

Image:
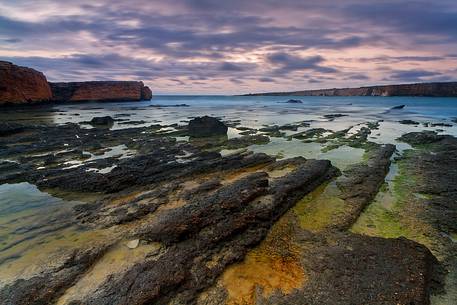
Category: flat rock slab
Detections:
[{"x1": 259, "y1": 232, "x2": 438, "y2": 305}]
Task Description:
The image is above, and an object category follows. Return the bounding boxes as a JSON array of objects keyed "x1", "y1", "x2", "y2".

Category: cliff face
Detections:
[
  {"x1": 0, "y1": 61, "x2": 52, "y2": 105},
  {"x1": 50, "y1": 81, "x2": 152, "y2": 102},
  {"x1": 247, "y1": 82, "x2": 457, "y2": 97},
  {"x1": 0, "y1": 61, "x2": 152, "y2": 105}
]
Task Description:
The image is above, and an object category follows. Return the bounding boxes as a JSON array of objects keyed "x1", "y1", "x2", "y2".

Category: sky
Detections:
[{"x1": 1, "y1": 0, "x2": 457, "y2": 94}]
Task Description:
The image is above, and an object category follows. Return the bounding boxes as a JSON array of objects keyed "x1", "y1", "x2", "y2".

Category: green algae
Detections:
[
  {"x1": 350, "y1": 147, "x2": 457, "y2": 305},
  {"x1": 350, "y1": 159, "x2": 426, "y2": 242},
  {"x1": 293, "y1": 181, "x2": 346, "y2": 232},
  {"x1": 350, "y1": 190, "x2": 411, "y2": 238}
]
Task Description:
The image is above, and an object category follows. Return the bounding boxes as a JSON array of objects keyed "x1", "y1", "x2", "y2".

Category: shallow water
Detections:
[{"x1": 1, "y1": 95, "x2": 457, "y2": 302}]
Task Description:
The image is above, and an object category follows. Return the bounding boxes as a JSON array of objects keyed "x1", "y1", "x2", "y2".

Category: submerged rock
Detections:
[
  {"x1": 284, "y1": 99, "x2": 303, "y2": 104},
  {"x1": 399, "y1": 119, "x2": 420, "y2": 125},
  {"x1": 188, "y1": 116, "x2": 228, "y2": 137},
  {"x1": 148, "y1": 104, "x2": 189, "y2": 108},
  {"x1": 323, "y1": 114, "x2": 347, "y2": 119}
]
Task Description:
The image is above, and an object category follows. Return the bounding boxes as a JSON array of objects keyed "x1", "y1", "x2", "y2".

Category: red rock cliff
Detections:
[
  {"x1": 50, "y1": 81, "x2": 152, "y2": 102},
  {"x1": 0, "y1": 61, "x2": 52, "y2": 105}
]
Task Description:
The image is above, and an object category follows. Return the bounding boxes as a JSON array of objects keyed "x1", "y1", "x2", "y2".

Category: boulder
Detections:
[
  {"x1": 0, "y1": 61, "x2": 52, "y2": 105},
  {"x1": 90, "y1": 116, "x2": 115, "y2": 126},
  {"x1": 188, "y1": 116, "x2": 228, "y2": 137}
]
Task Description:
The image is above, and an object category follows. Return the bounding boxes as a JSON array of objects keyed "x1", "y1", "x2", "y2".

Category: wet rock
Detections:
[
  {"x1": 148, "y1": 104, "x2": 189, "y2": 108},
  {"x1": 225, "y1": 135, "x2": 270, "y2": 149},
  {"x1": 284, "y1": 99, "x2": 303, "y2": 104},
  {"x1": 290, "y1": 128, "x2": 328, "y2": 140},
  {"x1": 398, "y1": 131, "x2": 446, "y2": 145},
  {"x1": 278, "y1": 124, "x2": 299, "y2": 131},
  {"x1": 89, "y1": 116, "x2": 115, "y2": 126},
  {"x1": 188, "y1": 116, "x2": 228, "y2": 137},
  {"x1": 257, "y1": 232, "x2": 439, "y2": 305},
  {"x1": 423, "y1": 122, "x2": 453, "y2": 127},
  {"x1": 0, "y1": 122, "x2": 26, "y2": 137},
  {"x1": 0, "y1": 156, "x2": 338, "y2": 305},
  {"x1": 118, "y1": 120, "x2": 147, "y2": 125},
  {"x1": 335, "y1": 144, "x2": 396, "y2": 229},
  {"x1": 73, "y1": 159, "x2": 337, "y2": 304},
  {"x1": 196, "y1": 142, "x2": 439, "y2": 305},
  {"x1": 393, "y1": 131, "x2": 457, "y2": 301},
  {"x1": 399, "y1": 119, "x2": 420, "y2": 125},
  {"x1": 323, "y1": 114, "x2": 347, "y2": 120},
  {"x1": 0, "y1": 242, "x2": 111, "y2": 305}
]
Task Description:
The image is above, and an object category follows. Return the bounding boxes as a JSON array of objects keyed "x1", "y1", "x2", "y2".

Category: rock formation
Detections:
[
  {"x1": 50, "y1": 81, "x2": 152, "y2": 103},
  {"x1": 188, "y1": 116, "x2": 228, "y2": 137},
  {"x1": 0, "y1": 61, "x2": 152, "y2": 105},
  {"x1": 0, "y1": 119, "x2": 449, "y2": 304},
  {"x1": 0, "y1": 61, "x2": 52, "y2": 105},
  {"x1": 246, "y1": 82, "x2": 457, "y2": 97}
]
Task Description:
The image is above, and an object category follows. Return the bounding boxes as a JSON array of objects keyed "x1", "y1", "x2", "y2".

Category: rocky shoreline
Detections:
[
  {"x1": 0, "y1": 61, "x2": 152, "y2": 105},
  {"x1": 1, "y1": 110, "x2": 456, "y2": 304}
]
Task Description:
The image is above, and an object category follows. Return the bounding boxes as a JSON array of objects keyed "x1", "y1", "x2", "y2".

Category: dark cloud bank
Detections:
[{"x1": 1, "y1": 0, "x2": 456, "y2": 93}]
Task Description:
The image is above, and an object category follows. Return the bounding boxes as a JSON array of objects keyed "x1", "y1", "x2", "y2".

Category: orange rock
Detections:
[
  {"x1": 0, "y1": 61, "x2": 52, "y2": 105},
  {"x1": 50, "y1": 81, "x2": 152, "y2": 102}
]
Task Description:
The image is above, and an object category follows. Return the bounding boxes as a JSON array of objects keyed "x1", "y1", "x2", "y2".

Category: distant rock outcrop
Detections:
[
  {"x1": 285, "y1": 99, "x2": 303, "y2": 104},
  {"x1": 50, "y1": 81, "x2": 152, "y2": 103},
  {"x1": 245, "y1": 82, "x2": 457, "y2": 97},
  {"x1": 0, "y1": 61, "x2": 52, "y2": 105}
]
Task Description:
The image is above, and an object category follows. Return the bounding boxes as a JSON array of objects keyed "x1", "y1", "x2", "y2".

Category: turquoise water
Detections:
[
  {"x1": 49, "y1": 95, "x2": 457, "y2": 131},
  {"x1": 2, "y1": 95, "x2": 456, "y2": 132}
]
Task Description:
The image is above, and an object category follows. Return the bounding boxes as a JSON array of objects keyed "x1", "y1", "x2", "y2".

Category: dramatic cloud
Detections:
[
  {"x1": 0, "y1": 0, "x2": 456, "y2": 93},
  {"x1": 388, "y1": 70, "x2": 445, "y2": 82},
  {"x1": 267, "y1": 53, "x2": 338, "y2": 74}
]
